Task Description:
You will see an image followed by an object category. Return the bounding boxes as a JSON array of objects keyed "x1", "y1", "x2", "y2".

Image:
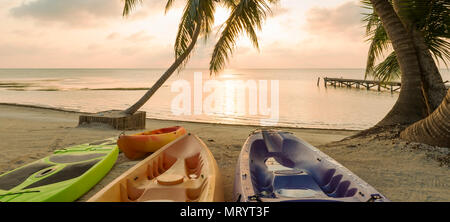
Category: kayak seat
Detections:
[
  {"x1": 273, "y1": 173, "x2": 322, "y2": 191},
  {"x1": 156, "y1": 174, "x2": 184, "y2": 185}
]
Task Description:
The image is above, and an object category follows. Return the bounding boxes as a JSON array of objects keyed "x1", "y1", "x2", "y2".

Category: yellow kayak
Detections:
[{"x1": 88, "y1": 133, "x2": 224, "y2": 202}]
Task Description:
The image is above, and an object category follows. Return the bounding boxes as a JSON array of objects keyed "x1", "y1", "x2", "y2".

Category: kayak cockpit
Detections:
[
  {"x1": 119, "y1": 152, "x2": 208, "y2": 202},
  {"x1": 258, "y1": 157, "x2": 358, "y2": 201},
  {"x1": 247, "y1": 130, "x2": 377, "y2": 202}
]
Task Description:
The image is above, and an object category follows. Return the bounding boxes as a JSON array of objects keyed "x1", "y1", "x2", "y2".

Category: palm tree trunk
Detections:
[
  {"x1": 400, "y1": 89, "x2": 450, "y2": 147},
  {"x1": 370, "y1": 0, "x2": 429, "y2": 127},
  {"x1": 411, "y1": 29, "x2": 448, "y2": 112},
  {"x1": 124, "y1": 21, "x2": 202, "y2": 115},
  {"x1": 393, "y1": 0, "x2": 447, "y2": 113}
]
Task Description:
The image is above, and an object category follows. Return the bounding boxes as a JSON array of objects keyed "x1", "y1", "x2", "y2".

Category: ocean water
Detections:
[{"x1": 0, "y1": 68, "x2": 449, "y2": 130}]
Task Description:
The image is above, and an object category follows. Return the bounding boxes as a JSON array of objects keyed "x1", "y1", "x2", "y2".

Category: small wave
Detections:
[
  {"x1": 81, "y1": 85, "x2": 169, "y2": 90},
  {"x1": 35, "y1": 88, "x2": 61, "y2": 91},
  {"x1": 3, "y1": 87, "x2": 147, "y2": 91},
  {"x1": 6, "y1": 88, "x2": 26, "y2": 91},
  {"x1": 86, "y1": 87, "x2": 150, "y2": 91},
  {"x1": 0, "y1": 82, "x2": 32, "y2": 88}
]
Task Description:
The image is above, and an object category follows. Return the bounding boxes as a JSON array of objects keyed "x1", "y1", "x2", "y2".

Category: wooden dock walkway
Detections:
[{"x1": 322, "y1": 77, "x2": 402, "y2": 92}]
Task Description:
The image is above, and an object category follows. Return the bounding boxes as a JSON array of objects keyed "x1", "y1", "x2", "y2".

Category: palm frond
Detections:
[
  {"x1": 209, "y1": 0, "x2": 276, "y2": 75},
  {"x1": 428, "y1": 37, "x2": 450, "y2": 67},
  {"x1": 361, "y1": 0, "x2": 450, "y2": 82},
  {"x1": 173, "y1": 0, "x2": 216, "y2": 72},
  {"x1": 373, "y1": 51, "x2": 401, "y2": 82},
  {"x1": 364, "y1": 16, "x2": 391, "y2": 79},
  {"x1": 361, "y1": 0, "x2": 380, "y2": 35},
  {"x1": 165, "y1": 0, "x2": 176, "y2": 13},
  {"x1": 174, "y1": 0, "x2": 198, "y2": 60},
  {"x1": 122, "y1": 0, "x2": 143, "y2": 17}
]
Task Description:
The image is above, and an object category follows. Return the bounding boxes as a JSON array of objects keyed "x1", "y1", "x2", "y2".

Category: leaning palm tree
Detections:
[
  {"x1": 362, "y1": 0, "x2": 449, "y2": 115},
  {"x1": 122, "y1": 0, "x2": 278, "y2": 115},
  {"x1": 122, "y1": 0, "x2": 215, "y2": 115}
]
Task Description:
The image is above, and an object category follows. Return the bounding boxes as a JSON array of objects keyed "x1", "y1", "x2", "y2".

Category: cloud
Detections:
[
  {"x1": 1, "y1": 0, "x2": 372, "y2": 69},
  {"x1": 10, "y1": 0, "x2": 122, "y2": 27},
  {"x1": 9, "y1": 0, "x2": 165, "y2": 27},
  {"x1": 126, "y1": 31, "x2": 154, "y2": 42},
  {"x1": 304, "y1": 1, "x2": 367, "y2": 37},
  {"x1": 271, "y1": 6, "x2": 290, "y2": 17}
]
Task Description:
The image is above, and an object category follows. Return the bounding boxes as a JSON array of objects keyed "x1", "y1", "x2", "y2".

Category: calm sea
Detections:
[{"x1": 0, "y1": 68, "x2": 449, "y2": 130}]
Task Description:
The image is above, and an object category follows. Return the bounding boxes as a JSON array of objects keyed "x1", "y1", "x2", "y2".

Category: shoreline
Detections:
[
  {"x1": 0, "y1": 104, "x2": 448, "y2": 201},
  {"x1": 0, "y1": 102, "x2": 360, "y2": 132},
  {"x1": 0, "y1": 104, "x2": 355, "y2": 202}
]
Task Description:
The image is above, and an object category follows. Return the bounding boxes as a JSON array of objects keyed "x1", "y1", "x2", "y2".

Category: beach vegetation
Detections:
[{"x1": 363, "y1": 0, "x2": 450, "y2": 83}]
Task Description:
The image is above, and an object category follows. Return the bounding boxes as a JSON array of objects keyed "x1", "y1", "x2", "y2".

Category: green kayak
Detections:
[{"x1": 0, "y1": 138, "x2": 119, "y2": 202}]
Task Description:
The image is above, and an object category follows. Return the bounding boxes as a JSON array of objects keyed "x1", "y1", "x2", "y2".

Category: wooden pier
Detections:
[{"x1": 322, "y1": 77, "x2": 402, "y2": 93}]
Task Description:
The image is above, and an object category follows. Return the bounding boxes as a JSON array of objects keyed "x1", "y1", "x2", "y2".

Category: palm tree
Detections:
[
  {"x1": 368, "y1": 0, "x2": 435, "y2": 127},
  {"x1": 122, "y1": 0, "x2": 215, "y2": 115},
  {"x1": 362, "y1": 0, "x2": 449, "y2": 115},
  {"x1": 400, "y1": 89, "x2": 450, "y2": 147},
  {"x1": 122, "y1": 0, "x2": 278, "y2": 115}
]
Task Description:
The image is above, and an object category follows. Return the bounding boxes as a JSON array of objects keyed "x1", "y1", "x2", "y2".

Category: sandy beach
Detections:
[{"x1": 0, "y1": 104, "x2": 448, "y2": 202}]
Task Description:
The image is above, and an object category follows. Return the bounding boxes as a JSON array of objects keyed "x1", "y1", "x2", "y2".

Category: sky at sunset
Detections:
[{"x1": 0, "y1": 0, "x2": 374, "y2": 69}]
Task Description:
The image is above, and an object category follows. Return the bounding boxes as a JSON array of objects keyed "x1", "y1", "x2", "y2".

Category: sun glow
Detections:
[{"x1": 213, "y1": 7, "x2": 230, "y2": 28}]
